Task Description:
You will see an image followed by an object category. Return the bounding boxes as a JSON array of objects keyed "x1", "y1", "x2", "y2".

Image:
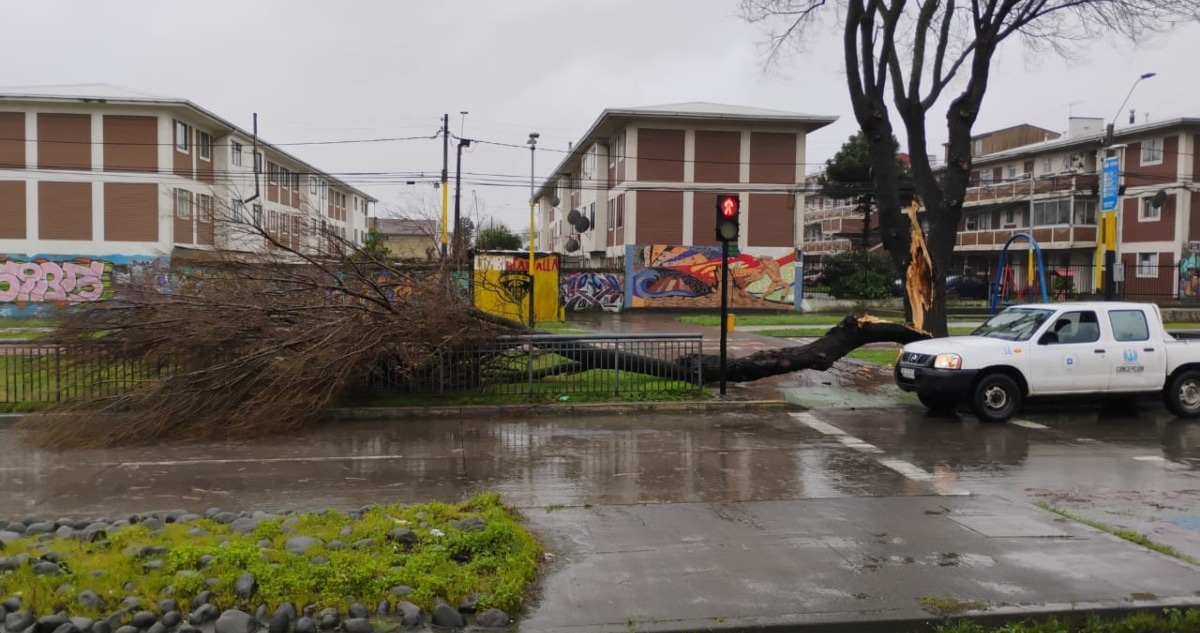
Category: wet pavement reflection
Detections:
[
  {"x1": 0, "y1": 412, "x2": 931, "y2": 518},
  {"x1": 6, "y1": 398, "x2": 1200, "y2": 559}
]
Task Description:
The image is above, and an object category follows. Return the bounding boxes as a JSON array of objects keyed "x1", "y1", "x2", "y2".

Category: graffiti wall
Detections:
[
  {"x1": 626, "y1": 244, "x2": 797, "y2": 309},
  {"x1": 1181, "y1": 244, "x2": 1200, "y2": 303},
  {"x1": 473, "y1": 252, "x2": 562, "y2": 323},
  {"x1": 561, "y1": 271, "x2": 624, "y2": 312},
  {"x1": 0, "y1": 255, "x2": 169, "y2": 317}
]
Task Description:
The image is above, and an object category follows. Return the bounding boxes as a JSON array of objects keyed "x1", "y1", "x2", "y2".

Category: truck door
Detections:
[
  {"x1": 1029, "y1": 309, "x2": 1109, "y2": 393},
  {"x1": 1107, "y1": 308, "x2": 1167, "y2": 391}
]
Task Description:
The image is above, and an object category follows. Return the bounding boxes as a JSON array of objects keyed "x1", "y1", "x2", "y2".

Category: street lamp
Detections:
[
  {"x1": 527, "y1": 132, "x2": 539, "y2": 327},
  {"x1": 1100, "y1": 72, "x2": 1156, "y2": 301}
]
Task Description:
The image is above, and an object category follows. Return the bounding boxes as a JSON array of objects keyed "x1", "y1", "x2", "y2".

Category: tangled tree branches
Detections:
[{"x1": 18, "y1": 216, "x2": 523, "y2": 450}]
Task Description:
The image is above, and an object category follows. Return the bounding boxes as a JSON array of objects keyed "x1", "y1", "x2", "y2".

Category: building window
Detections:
[
  {"x1": 1004, "y1": 208, "x2": 1016, "y2": 226},
  {"x1": 198, "y1": 131, "x2": 212, "y2": 161},
  {"x1": 1042, "y1": 157, "x2": 1052, "y2": 173},
  {"x1": 267, "y1": 163, "x2": 277, "y2": 185},
  {"x1": 293, "y1": 172, "x2": 300, "y2": 192},
  {"x1": 197, "y1": 194, "x2": 213, "y2": 222},
  {"x1": 606, "y1": 199, "x2": 614, "y2": 231},
  {"x1": 268, "y1": 210, "x2": 277, "y2": 233},
  {"x1": 1141, "y1": 197, "x2": 1161, "y2": 220},
  {"x1": 1032, "y1": 198, "x2": 1072, "y2": 226},
  {"x1": 254, "y1": 152, "x2": 263, "y2": 173},
  {"x1": 252, "y1": 204, "x2": 263, "y2": 226},
  {"x1": 280, "y1": 213, "x2": 290, "y2": 236},
  {"x1": 174, "y1": 121, "x2": 190, "y2": 152},
  {"x1": 231, "y1": 141, "x2": 242, "y2": 166},
  {"x1": 231, "y1": 198, "x2": 244, "y2": 222},
  {"x1": 616, "y1": 195, "x2": 624, "y2": 229},
  {"x1": 174, "y1": 189, "x2": 191, "y2": 220},
  {"x1": 1007, "y1": 165, "x2": 1016, "y2": 179},
  {"x1": 1141, "y1": 138, "x2": 1164, "y2": 165},
  {"x1": 309, "y1": 177, "x2": 318, "y2": 194},
  {"x1": 1136, "y1": 253, "x2": 1157, "y2": 278},
  {"x1": 1073, "y1": 198, "x2": 1097, "y2": 225},
  {"x1": 980, "y1": 170, "x2": 994, "y2": 184},
  {"x1": 279, "y1": 167, "x2": 289, "y2": 187},
  {"x1": 320, "y1": 182, "x2": 328, "y2": 199}
]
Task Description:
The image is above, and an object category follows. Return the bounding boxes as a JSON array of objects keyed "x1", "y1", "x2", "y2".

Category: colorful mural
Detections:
[
  {"x1": 626, "y1": 245, "x2": 797, "y2": 309},
  {"x1": 1181, "y1": 245, "x2": 1200, "y2": 303},
  {"x1": 0, "y1": 254, "x2": 169, "y2": 317},
  {"x1": 473, "y1": 252, "x2": 562, "y2": 323},
  {"x1": 561, "y1": 271, "x2": 624, "y2": 312}
]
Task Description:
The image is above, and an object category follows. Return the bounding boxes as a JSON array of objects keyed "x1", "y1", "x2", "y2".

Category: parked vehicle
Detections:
[
  {"x1": 890, "y1": 274, "x2": 989, "y2": 299},
  {"x1": 894, "y1": 302, "x2": 1200, "y2": 422}
]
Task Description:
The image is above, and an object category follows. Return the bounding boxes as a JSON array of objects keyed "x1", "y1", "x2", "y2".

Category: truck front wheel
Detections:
[
  {"x1": 1164, "y1": 370, "x2": 1200, "y2": 418},
  {"x1": 971, "y1": 373, "x2": 1021, "y2": 423}
]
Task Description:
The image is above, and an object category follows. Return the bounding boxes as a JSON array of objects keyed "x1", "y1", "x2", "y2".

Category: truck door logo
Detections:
[{"x1": 1123, "y1": 349, "x2": 1138, "y2": 363}]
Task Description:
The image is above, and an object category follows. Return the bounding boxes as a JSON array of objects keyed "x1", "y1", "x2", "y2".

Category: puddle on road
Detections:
[{"x1": 0, "y1": 411, "x2": 938, "y2": 518}]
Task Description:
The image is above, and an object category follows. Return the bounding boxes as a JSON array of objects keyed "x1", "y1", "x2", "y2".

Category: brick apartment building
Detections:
[
  {"x1": 533, "y1": 103, "x2": 837, "y2": 265},
  {"x1": 0, "y1": 84, "x2": 373, "y2": 261},
  {"x1": 949, "y1": 116, "x2": 1200, "y2": 299}
]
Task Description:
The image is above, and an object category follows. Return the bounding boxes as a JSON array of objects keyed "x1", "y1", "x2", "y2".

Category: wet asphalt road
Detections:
[{"x1": 4, "y1": 396, "x2": 1200, "y2": 559}]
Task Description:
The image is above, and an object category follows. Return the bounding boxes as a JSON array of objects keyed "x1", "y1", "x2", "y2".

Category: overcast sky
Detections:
[{"x1": 3, "y1": 0, "x2": 1194, "y2": 230}]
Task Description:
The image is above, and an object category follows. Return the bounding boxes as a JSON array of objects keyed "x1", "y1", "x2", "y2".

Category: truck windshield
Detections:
[{"x1": 971, "y1": 308, "x2": 1054, "y2": 341}]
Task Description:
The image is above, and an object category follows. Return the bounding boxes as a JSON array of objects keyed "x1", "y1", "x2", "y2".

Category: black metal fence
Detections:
[
  {"x1": 0, "y1": 344, "x2": 169, "y2": 404},
  {"x1": 801, "y1": 251, "x2": 1195, "y2": 303},
  {"x1": 1, "y1": 334, "x2": 706, "y2": 404},
  {"x1": 364, "y1": 333, "x2": 705, "y2": 398}
]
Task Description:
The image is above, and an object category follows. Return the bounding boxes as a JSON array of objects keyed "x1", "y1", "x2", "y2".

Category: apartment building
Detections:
[
  {"x1": 0, "y1": 85, "x2": 373, "y2": 311},
  {"x1": 533, "y1": 103, "x2": 836, "y2": 266},
  {"x1": 949, "y1": 116, "x2": 1200, "y2": 299}
]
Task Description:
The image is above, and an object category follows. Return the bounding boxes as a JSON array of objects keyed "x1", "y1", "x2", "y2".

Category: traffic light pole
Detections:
[{"x1": 719, "y1": 238, "x2": 730, "y2": 396}]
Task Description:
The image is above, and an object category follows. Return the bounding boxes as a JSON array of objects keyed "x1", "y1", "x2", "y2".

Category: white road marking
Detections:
[
  {"x1": 117, "y1": 455, "x2": 405, "y2": 468},
  {"x1": 1010, "y1": 419, "x2": 1049, "y2": 429},
  {"x1": 837, "y1": 436, "x2": 883, "y2": 454},
  {"x1": 789, "y1": 412, "x2": 845, "y2": 435},
  {"x1": 878, "y1": 459, "x2": 935, "y2": 482},
  {"x1": 791, "y1": 411, "x2": 970, "y2": 495},
  {"x1": 1133, "y1": 455, "x2": 1166, "y2": 462}
]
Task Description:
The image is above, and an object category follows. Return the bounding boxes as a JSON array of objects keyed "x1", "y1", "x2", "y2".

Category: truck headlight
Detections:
[{"x1": 934, "y1": 353, "x2": 962, "y2": 370}]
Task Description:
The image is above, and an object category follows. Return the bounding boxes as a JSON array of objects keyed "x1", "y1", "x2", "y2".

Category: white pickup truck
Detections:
[{"x1": 894, "y1": 301, "x2": 1200, "y2": 422}]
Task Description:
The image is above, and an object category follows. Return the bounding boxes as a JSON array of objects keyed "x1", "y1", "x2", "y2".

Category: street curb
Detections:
[
  {"x1": 561, "y1": 598, "x2": 1200, "y2": 633},
  {"x1": 329, "y1": 399, "x2": 794, "y2": 421}
]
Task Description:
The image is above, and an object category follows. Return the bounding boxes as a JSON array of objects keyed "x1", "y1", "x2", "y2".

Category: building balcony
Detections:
[
  {"x1": 964, "y1": 172, "x2": 1099, "y2": 205},
  {"x1": 955, "y1": 224, "x2": 1098, "y2": 251},
  {"x1": 803, "y1": 203, "x2": 862, "y2": 221}
]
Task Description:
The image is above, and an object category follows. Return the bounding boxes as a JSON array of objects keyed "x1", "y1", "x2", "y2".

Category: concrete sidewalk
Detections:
[{"x1": 521, "y1": 495, "x2": 1200, "y2": 632}]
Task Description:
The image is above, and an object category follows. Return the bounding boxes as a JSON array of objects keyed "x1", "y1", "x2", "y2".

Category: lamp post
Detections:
[
  {"x1": 527, "y1": 132, "x2": 540, "y2": 327},
  {"x1": 1100, "y1": 72, "x2": 1156, "y2": 301},
  {"x1": 453, "y1": 138, "x2": 471, "y2": 260}
]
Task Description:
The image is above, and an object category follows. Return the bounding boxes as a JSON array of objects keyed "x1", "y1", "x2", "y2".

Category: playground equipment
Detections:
[{"x1": 989, "y1": 233, "x2": 1049, "y2": 314}]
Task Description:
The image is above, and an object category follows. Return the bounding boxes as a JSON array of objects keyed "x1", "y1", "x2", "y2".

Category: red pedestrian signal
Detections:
[{"x1": 715, "y1": 194, "x2": 740, "y2": 242}]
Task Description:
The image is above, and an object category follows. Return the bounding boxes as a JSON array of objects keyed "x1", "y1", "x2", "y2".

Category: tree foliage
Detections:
[
  {"x1": 475, "y1": 225, "x2": 523, "y2": 251},
  {"x1": 821, "y1": 130, "x2": 913, "y2": 200},
  {"x1": 355, "y1": 225, "x2": 390, "y2": 262},
  {"x1": 743, "y1": 0, "x2": 1200, "y2": 335}
]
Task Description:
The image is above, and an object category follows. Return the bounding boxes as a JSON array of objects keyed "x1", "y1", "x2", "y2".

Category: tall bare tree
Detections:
[{"x1": 743, "y1": 0, "x2": 1199, "y2": 335}]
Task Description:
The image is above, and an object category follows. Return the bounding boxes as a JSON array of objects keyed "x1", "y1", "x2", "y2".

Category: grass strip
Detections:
[
  {"x1": 1034, "y1": 501, "x2": 1199, "y2": 565},
  {"x1": 0, "y1": 492, "x2": 540, "y2": 617},
  {"x1": 934, "y1": 608, "x2": 1200, "y2": 632}
]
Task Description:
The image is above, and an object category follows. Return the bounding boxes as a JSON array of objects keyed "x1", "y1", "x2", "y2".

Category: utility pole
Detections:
[
  {"x1": 453, "y1": 138, "x2": 471, "y2": 260},
  {"x1": 527, "y1": 133, "x2": 540, "y2": 327},
  {"x1": 1100, "y1": 72, "x2": 1156, "y2": 301},
  {"x1": 440, "y1": 114, "x2": 450, "y2": 259}
]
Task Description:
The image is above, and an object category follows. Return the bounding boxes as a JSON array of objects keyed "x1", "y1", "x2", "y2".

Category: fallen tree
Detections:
[{"x1": 16, "y1": 212, "x2": 931, "y2": 450}]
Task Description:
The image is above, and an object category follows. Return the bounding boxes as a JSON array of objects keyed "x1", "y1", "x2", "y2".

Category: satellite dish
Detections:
[
  {"x1": 564, "y1": 237, "x2": 580, "y2": 252},
  {"x1": 550, "y1": 197, "x2": 561, "y2": 208},
  {"x1": 1151, "y1": 189, "x2": 1168, "y2": 209},
  {"x1": 573, "y1": 216, "x2": 591, "y2": 232}
]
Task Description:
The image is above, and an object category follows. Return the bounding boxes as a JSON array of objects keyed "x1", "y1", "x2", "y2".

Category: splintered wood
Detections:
[{"x1": 905, "y1": 200, "x2": 933, "y2": 332}]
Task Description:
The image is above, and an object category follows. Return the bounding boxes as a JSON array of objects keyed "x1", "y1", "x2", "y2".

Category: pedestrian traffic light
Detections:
[{"x1": 715, "y1": 194, "x2": 740, "y2": 242}]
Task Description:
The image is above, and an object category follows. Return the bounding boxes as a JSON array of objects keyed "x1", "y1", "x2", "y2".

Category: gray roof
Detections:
[
  {"x1": 964, "y1": 117, "x2": 1200, "y2": 166},
  {"x1": 371, "y1": 217, "x2": 437, "y2": 236},
  {"x1": 0, "y1": 83, "x2": 376, "y2": 202},
  {"x1": 536, "y1": 102, "x2": 837, "y2": 199}
]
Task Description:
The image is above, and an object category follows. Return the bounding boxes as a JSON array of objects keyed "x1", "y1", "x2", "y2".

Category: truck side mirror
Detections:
[{"x1": 1039, "y1": 332, "x2": 1059, "y2": 345}]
